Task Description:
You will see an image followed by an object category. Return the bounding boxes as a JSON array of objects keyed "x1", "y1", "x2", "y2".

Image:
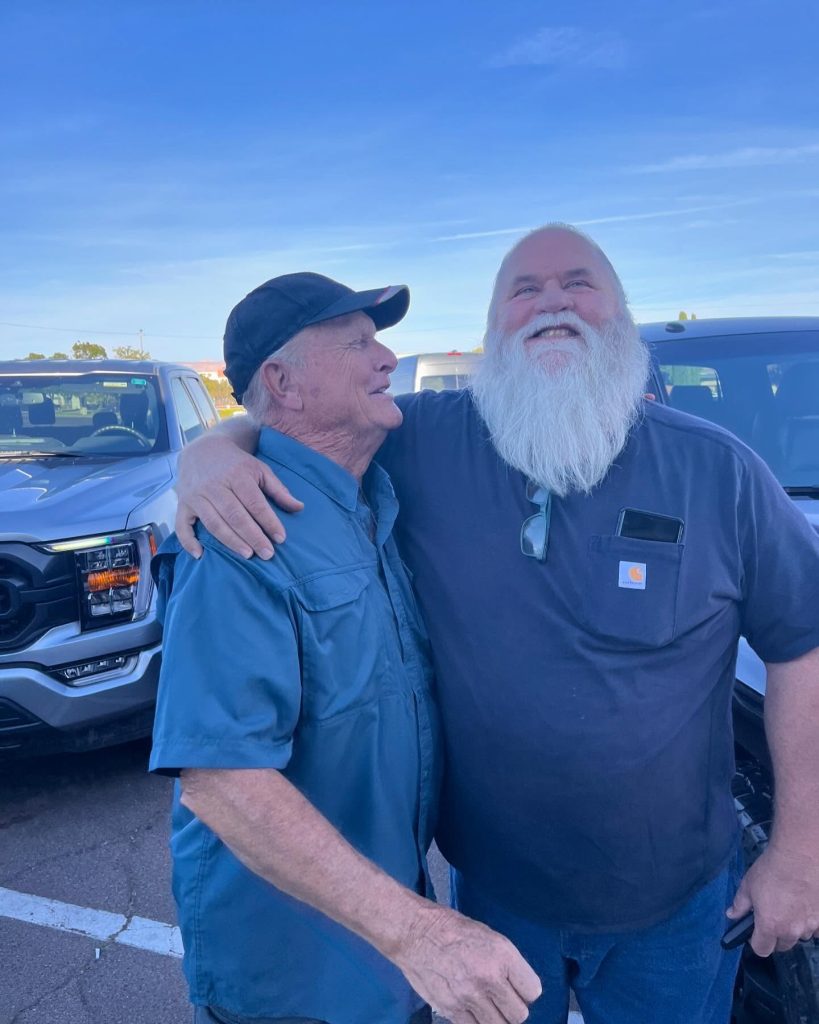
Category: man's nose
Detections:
[
  {"x1": 375, "y1": 341, "x2": 397, "y2": 372},
  {"x1": 536, "y1": 282, "x2": 574, "y2": 314}
]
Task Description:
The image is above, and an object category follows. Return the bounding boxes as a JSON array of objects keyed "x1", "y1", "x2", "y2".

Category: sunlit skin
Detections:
[
  {"x1": 491, "y1": 228, "x2": 623, "y2": 367},
  {"x1": 261, "y1": 311, "x2": 401, "y2": 480}
]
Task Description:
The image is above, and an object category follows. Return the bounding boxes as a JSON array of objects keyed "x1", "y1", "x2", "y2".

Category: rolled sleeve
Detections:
[
  {"x1": 149, "y1": 540, "x2": 301, "y2": 776},
  {"x1": 739, "y1": 452, "x2": 819, "y2": 664}
]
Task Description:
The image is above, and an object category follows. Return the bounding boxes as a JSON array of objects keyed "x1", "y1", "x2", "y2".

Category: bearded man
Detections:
[{"x1": 174, "y1": 225, "x2": 819, "y2": 1024}]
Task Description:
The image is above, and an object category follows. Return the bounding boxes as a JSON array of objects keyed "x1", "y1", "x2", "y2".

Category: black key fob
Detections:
[{"x1": 722, "y1": 911, "x2": 754, "y2": 950}]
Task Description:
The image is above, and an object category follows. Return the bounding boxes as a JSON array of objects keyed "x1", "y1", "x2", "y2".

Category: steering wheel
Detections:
[{"x1": 89, "y1": 425, "x2": 152, "y2": 450}]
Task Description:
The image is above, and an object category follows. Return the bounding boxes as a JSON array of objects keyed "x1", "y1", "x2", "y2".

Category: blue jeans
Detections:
[{"x1": 451, "y1": 852, "x2": 743, "y2": 1024}]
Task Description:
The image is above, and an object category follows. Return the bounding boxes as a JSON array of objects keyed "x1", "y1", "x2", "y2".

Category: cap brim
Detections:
[{"x1": 304, "y1": 285, "x2": 410, "y2": 333}]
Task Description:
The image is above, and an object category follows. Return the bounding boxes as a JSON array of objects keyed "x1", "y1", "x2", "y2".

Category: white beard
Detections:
[{"x1": 469, "y1": 310, "x2": 650, "y2": 497}]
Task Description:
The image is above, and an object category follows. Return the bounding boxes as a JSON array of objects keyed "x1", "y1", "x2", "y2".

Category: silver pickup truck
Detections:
[
  {"x1": 0, "y1": 359, "x2": 219, "y2": 757},
  {"x1": 645, "y1": 317, "x2": 819, "y2": 1024}
]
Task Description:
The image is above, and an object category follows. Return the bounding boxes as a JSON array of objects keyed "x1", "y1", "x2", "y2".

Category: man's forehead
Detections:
[
  {"x1": 310, "y1": 310, "x2": 375, "y2": 338},
  {"x1": 502, "y1": 230, "x2": 606, "y2": 280}
]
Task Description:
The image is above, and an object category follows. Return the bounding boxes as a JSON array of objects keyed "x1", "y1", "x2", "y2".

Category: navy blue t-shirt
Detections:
[{"x1": 378, "y1": 389, "x2": 819, "y2": 931}]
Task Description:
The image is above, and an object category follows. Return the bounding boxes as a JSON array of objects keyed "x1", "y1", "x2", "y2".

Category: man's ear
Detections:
[{"x1": 262, "y1": 359, "x2": 303, "y2": 411}]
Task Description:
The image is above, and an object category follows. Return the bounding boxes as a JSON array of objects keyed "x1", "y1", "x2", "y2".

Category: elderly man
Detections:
[
  {"x1": 174, "y1": 227, "x2": 819, "y2": 1024},
  {"x1": 150, "y1": 272, "x2": 541, "y2": 1024}
]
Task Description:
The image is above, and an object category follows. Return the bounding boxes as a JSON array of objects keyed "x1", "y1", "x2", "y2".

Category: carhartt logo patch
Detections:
[{"x1": 619, "y1": 561, "x2": 647, "y2": 590}]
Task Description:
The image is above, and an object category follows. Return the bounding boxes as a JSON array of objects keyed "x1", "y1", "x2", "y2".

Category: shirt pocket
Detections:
[
  {"x1": 580, "y1": 535, "x2": 685, "y2": 649},
  {"x1": 293, "y1": 569, "x2": 399, "y2": 720}
]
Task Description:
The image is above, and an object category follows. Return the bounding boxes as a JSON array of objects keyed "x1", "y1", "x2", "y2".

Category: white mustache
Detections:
[{"x1": 521, "y1": 311, "x2": 589, "y2": 340}]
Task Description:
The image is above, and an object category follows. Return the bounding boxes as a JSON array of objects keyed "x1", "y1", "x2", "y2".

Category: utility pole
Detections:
[{"x1": 138, "y1": 329, "x2": 144, "y2": 357}]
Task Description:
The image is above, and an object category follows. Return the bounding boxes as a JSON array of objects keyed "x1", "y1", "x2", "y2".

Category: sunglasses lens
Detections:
[
  {"x1": 521, "y1": 483, "x2": 552, "y2": 562},
  {"x1": 521, "y1": 516, "x2": 548, "y2": 560},
  {"x1": 525, "y1": 481, "x2": 549, "y2": 505}
]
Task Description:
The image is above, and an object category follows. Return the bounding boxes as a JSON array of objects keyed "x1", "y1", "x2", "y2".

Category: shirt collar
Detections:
[{"x1": 257, "y1": 427, "x2": 361, "y2": 511}]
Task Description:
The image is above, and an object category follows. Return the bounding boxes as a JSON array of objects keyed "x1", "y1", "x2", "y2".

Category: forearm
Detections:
[
  {"x1": 181, "y1": 767, "x2": 427, "y2": 958},
  {"x1": 764, "y1": 646, "x2": 819, "y2": 855}
]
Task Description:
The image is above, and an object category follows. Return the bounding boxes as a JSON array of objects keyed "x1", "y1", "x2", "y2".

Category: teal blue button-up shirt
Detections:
[{"x1": 149, "y1": 427, "x2": 441, "y2": 1024}]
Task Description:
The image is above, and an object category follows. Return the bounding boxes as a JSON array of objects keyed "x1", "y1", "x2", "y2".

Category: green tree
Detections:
[
  {"x1": 51, "y1": 351, "x2": 69, "y2": 359},
  {"x1": 202, "y1": 376, "x2": 237, "y2": 409},
  {"x1": 22, "y1": 352, "x2": 46, "y2": 359},
  {"x1": 678, "y1": 311, "x2": 688, "y2": 321},
  {"x1": 72, "y1": 341, "x2": 108, "y2": 359},
  {"x1": 113, "y1": 344, "x2": 151, "y2": 360}
]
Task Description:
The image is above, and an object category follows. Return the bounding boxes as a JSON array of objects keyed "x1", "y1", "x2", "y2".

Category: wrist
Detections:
[
  {"x1": 766, "y1": 834, "x2": 818, "y2": 865},
  {"x1": 370, "y1": 890, "x2": 436, "y2": 962}
]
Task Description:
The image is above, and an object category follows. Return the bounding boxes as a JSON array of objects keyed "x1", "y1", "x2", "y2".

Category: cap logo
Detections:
[{"x1": 374, "y1": 285, "x2": 402, "y2": 305}]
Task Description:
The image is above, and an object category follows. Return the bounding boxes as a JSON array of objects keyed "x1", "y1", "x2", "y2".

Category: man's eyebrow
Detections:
[
  {"x1": 508, "y1": 274, "x2": 540, "y2": 289},
  {"x1": 562, "y1": 267, "x2": 596, "y2": 279}
]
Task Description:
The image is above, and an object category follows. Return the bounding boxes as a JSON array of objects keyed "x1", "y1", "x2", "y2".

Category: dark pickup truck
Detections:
[{"x1": 644, "y1": 317, "x2": 819, "y2": 1024}]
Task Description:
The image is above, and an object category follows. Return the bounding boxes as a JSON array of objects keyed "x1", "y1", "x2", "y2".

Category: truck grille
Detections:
[
  {"x1": 0, "y1": 545, "x2": 78, "y2": 652},
  {"x1": 0, "y1": 699, "x2": 42, "y2": 731}
]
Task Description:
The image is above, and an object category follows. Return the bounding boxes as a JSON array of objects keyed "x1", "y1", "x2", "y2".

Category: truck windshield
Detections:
[
  {"x1": 0, "y1": 373, "x2": 167, "y2": 457},
  {"x1": 653, "y1": 330, "x2": 819, "y2": 489}
]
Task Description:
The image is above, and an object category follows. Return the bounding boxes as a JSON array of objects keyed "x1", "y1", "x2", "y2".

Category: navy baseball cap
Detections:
[{"x1": 223, "y1": 272, "x2": 410, "y2": 402}]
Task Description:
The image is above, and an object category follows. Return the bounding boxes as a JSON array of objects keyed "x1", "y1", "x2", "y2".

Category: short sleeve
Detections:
[
  {"x1": 149, "y1": 538, "x2": 301, "y2": 775},
  {"x1": 739, "y1": 452, "x2": 819, "y2": 663}
]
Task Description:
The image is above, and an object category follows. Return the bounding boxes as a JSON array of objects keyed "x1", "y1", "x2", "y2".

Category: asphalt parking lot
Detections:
[
  {"x1": 0, "y1": 740, "x2": 188, "y2": 1024},
  {"x1": 0, "y1": 740, "x2": 461, "y2": 1024}
]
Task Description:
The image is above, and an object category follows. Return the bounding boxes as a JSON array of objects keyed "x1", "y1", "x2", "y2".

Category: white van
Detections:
[{"x1": 389, "y1": 351, "x2": 482, "y2": 396}]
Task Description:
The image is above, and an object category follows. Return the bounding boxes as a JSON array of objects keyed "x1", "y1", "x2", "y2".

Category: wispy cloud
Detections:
[
  {"x1": 489, "y1": 26, "x2": 627, "y2": 71},
  {"x1": 573, "y1": 202, "x2": 755, "y2": 226},
  {"x1": 434, "y1": 226, "x2": 531, "y2": 242},
  {"x1": 0, "y1": 114, "x2": 105, "y2": 147},
  {"x1": 769, "y1": 250, "x2": 819, "y2": 260},
  {"x1": 682, "y1": 219, "x2": 741, "y2": 230},
  {"x1": 433, "y1": 201, "x2": 757, "y2": 242},
  {"x1": 630, "y1": 144, "x2": 819, "y2": 174}
]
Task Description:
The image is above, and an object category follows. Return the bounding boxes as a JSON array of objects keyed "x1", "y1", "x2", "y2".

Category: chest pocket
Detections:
[
  {"x1": 580, "y1": 535, "x2": 684, "y2": 649},
  {"x1": 293, "y1": 569, "x2": 399, "y2": 720}
]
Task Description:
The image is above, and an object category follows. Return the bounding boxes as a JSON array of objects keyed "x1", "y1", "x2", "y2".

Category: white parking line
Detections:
[
  {"x1": 0, "y1": 885, "x2": 183, "y2": 957},
  {"x1": 1, "y1": 886, "x2": 586, "y2": 1018}
]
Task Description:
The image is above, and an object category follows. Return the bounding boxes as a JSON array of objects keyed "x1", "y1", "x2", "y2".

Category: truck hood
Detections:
[
  {"x1": 737, "y1": 494, "x2": 819, "y2": 697},
  {"x1": 790, "y1": 495, "x2": 819, "y2": 532},
  {"x1": 0, "y1": 454, "x2": 174, "y2": 542}
]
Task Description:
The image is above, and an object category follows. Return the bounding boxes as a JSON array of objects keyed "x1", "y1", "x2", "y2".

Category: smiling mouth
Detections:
[
  {"x1": 370, "y1": 384, "x2": 391, "y2": 395},
  {"x1": 527, "y1": 325, "x2": 580, "y2": 341}
]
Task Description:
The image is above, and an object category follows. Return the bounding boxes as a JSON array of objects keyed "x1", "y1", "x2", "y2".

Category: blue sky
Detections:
[{"x1": 1, "y1": 0, "x2": 817, "y2": 361}]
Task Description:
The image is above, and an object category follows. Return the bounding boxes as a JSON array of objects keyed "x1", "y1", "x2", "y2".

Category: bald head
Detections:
[{"x1": 487, "y1": 224, "x2": 628, "y2": 335}]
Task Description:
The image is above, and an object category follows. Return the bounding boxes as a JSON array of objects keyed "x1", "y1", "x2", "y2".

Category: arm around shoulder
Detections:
[{"x1": 174, "y1": 415, "x2": 303, "y2": 560}]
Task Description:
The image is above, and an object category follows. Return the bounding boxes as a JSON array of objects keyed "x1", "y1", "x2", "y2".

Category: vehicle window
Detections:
[
  {"x1": 421, "y1": 372, "x2": 472, "y2": 391},
  {"x1": 653, "y1": 331, "x2": 819, "y2": 487},
  {"x1": 660, "y1": 364, "x2": 723, "y2": 420},
  {"x1": 0, "y1": 372, "x2": 166, "y2": 456},
  {"x1": 389, "y1": 356, "x2": 417, "y2": 395},
  {"x1": 171, "y1": 378, "x2": 205, "y2": 444},
  {"x1": 183, "y1": 377, "x2": 219, "y2": 429}
]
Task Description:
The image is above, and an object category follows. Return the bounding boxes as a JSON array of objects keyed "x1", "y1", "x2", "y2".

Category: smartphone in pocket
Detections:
[{"x1": 616, "y1": 508, "x2": 685, "y2": 543}]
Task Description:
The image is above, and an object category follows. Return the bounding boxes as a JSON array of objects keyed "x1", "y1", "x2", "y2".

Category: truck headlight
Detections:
[{"x1": 41, "y1": 528, "x2": 157, "y2": 631}]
